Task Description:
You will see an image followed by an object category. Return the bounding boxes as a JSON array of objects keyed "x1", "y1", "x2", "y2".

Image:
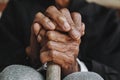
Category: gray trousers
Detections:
[
  {"x1": 0, "y1": 65, "x2": 104, "y2": 80},
  {"x1": 0, "y1": 65, "x2": 44, "y2": 80}
]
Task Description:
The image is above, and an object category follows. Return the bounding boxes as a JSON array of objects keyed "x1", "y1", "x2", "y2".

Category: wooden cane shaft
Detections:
[{"x1": 46, "y1": 62, "x2": 61, "y2": 80}]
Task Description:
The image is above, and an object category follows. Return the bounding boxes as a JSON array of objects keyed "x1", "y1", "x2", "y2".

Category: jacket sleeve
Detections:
[{"x1": 0, "y1": 0, "x2": 28, "y2": 71}]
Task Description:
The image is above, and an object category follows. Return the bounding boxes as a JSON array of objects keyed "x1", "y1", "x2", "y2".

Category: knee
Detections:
[
  {"x1": 0, "y1": 65, "x2": 44, "y2": 80},
  {"x1": 63, "y1": 72, "x2": 104, "y2": 80}
]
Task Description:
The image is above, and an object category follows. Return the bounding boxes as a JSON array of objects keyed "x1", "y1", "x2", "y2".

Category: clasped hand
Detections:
[{"x1": 26, "y1": 6, "x2": 85, "y2": 76}]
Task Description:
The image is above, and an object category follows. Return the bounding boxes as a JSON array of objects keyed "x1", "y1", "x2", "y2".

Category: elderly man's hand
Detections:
[
  {"x1": 39, "y1": 10, "x2": 85, "y2": 76},
  {"x1": 26, "y1": 6, "x2": 85, "y2": 76},
  {"x1": 40, "y1": 31, "x2": 81, "y2": 76},
  {"x1": 33, "y1": 6, "x2": 82, "y2": 40},
  {"x1": 26, "y1": 6, "x2": 84, "y2": 65}
]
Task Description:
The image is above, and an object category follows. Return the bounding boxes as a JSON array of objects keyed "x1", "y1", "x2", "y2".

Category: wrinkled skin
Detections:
[{"x1": 26, "y1": 0, "x2": 85, "y2": 76}]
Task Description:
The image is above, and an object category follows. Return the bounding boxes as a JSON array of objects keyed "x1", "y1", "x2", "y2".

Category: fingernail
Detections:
[
  {"x1": 63, "y1": 22, "x2": 71, "y2": 31},
  {"x1": 70, "y1": 29, "x2": 80, "y2": 40},
  {"x1": 33, "y1": 23, "x2": 40, "y2": 35},
  {"x1": 48, "y1": 21, "x2": 55, "y2": 30}
]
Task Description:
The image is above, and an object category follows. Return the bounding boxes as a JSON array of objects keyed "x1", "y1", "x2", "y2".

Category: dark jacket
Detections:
[{"x1": 0, "y1": 0, "x2": 120, "y2": 79}]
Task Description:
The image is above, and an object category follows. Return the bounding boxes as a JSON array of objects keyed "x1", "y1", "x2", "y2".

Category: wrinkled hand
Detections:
[
  {"x1": 26, "y1": 6, "x2": 84, "y2": 63},
  {"x1": 40, "y1": 31, "x2": 81, "y2": 76},
  {"x1": 33, "y1": 6, "x2": 82, "y2": 40},
  {"x1": 39, "y1": 10, "x2": 85, "y2": 76},
  {"x1": 26, "y1": 6, "x2": 85, "y2": 76}
]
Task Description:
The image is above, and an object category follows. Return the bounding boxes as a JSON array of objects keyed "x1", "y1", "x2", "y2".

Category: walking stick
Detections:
[{"x1": 46, "y1": 62, "x2": 61, "y2": 80}]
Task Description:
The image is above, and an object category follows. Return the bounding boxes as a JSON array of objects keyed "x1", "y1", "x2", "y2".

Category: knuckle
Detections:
[{"x1": 46, "y1": 31, "x2": 52, "y2": 38}]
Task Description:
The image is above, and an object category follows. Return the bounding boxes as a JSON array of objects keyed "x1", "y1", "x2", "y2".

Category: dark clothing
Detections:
[{"x1": 0, "y1": 0, "x2": 120, "y2": 79}]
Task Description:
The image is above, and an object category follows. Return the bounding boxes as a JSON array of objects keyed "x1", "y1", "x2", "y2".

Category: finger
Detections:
[
  {"x1": 46, "y1": 6, "x2": 71, "y2": 31},
  {"x1": 46, "y1": 30, "x2": 80, "y2": 44},
  {"x1": 71, "y1": 12, "x2": 82, "y2": 28},
  {"x1": 34, "y1": 12, "x2": 55, "y2": 30},
  {"x1": 60, "y1": 8, "x2": 80, "y2": 40},
  {"x1": 46, "y1": 31, "x2": 72, "y2": 43},
  {"x1": 33, "y1": 23, "x2": 41, "y2": 36},
  {"x1": 47, "y1": 41, "x2": 79, "y2": 56},
  {"x1": 47, "y1": 41, "x2": 67, "y2": 52},
  {"x1": 71, "y1": 12, "x2": 83, "y2": 36}
]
